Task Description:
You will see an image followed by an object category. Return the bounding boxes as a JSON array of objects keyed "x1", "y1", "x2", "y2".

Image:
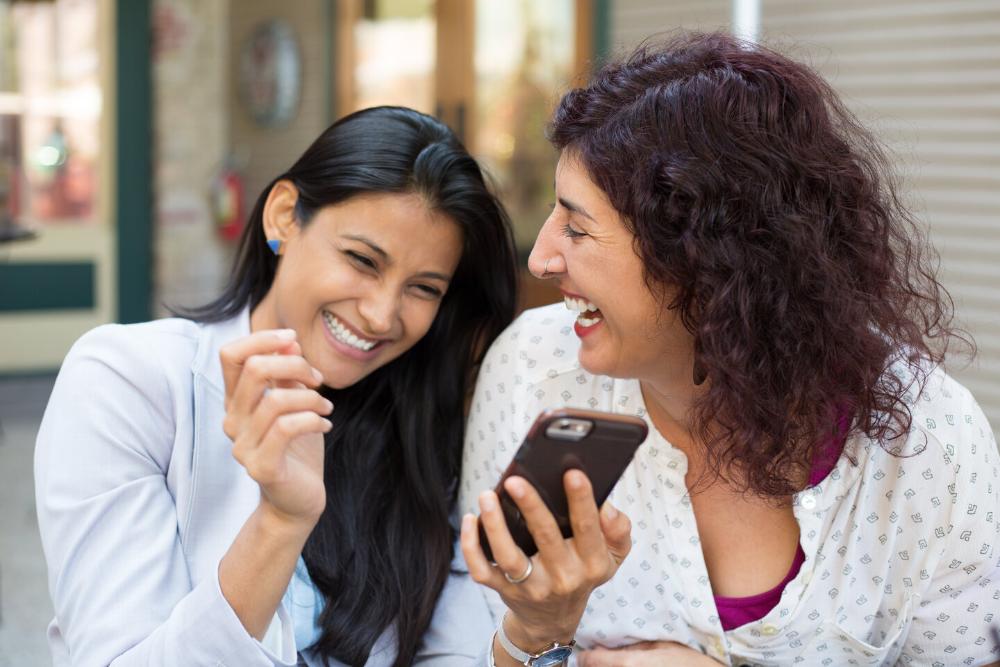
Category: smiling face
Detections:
[
  {"x1": 251, "y1": 183, "x2": 463, "y2": 389},
  {"x1": 528, "y1": 152, "x2": 695, "y2": 384}
]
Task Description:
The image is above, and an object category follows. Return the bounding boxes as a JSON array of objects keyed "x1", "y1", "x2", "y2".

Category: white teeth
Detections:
[
  {"x1": 563, "y1": 296, "x2": 599, "y2": 314},
  {"x1": 564, "y1": 296, "x2": 603, "y2": 329},
  {"x1": 322, "y1": 312, "x2": 377, "y2": 351}
]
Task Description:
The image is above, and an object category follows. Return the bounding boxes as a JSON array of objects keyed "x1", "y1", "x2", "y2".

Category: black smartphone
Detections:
[{"x1": 478, "y1": 408, "x2": 649, "y2": 562}]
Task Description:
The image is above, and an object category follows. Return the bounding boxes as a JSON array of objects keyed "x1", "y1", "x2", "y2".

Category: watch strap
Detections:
[{"x1": 496, "y1": 615, "x2": 575, "y2": 666}]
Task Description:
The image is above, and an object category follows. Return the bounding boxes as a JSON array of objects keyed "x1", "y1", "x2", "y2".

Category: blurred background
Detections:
[{"x1": 0, "y1": 0, "x2": 997, "y2": 663}]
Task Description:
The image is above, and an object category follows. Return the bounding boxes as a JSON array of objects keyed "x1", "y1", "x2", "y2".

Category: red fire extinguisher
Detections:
[{"x1": 212, "y1": 161, "x2": 245, "y2": 241}]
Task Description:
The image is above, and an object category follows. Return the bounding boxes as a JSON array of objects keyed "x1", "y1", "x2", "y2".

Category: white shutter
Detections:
[
  {"x1": 763, "y1": 0, "x2": 1000, "y2": 429},
  {"x1": 610, "y1": 0, "x2": 732, "y2": 56},
  {"x1": 611, "y1": 1, "x2": 1000, "y2": 430}
]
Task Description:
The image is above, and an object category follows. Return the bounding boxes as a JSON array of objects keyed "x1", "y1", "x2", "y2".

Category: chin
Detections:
[
  {"x1": 578, "y1": 350, "x2": 632, "y2": 380},
  {"x1": 316, "y1": 361, "x2": 365, "y2": 390},
  {"x1": 577, "y1": 352, "x2": 609, "y2": 377}
]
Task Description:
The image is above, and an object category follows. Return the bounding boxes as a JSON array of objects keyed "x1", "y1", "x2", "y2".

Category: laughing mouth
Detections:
[
  {"x1": 322, "y1": 311, "x2": 380, "y2": 352},
  {"x1": 564, "y1": 296, "x2": 604, "y2": 327}
]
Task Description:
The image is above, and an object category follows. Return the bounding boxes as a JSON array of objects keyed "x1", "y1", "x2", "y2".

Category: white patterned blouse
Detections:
[{"x1": 459, "y1": 303, "x2": 1000, "y2": 667}]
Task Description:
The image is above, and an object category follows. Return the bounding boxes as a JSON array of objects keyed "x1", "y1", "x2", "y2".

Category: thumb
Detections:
[{"x1": 599, "y1": 501, "x2": 632, "y2": 564}]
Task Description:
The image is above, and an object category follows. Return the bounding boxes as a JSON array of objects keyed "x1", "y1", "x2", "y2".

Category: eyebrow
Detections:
[
  {"x1": 557, "y1": 196, "x2": 596, "y2": 222},
  {"x1": 342, "y1": 234, "x2": 452, "y2": 283}
]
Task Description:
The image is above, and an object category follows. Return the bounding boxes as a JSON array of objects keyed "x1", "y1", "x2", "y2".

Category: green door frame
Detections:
[
  {"x1": 593, "y1": 0, "x2": 611, "y2": 64},
  {"x1": 116, "y1": 0, "x2": 152, "y2": 324}
]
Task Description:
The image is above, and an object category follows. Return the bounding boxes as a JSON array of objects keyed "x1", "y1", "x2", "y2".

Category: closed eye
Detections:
[
  {"x1": 412, "y1": 283, "x2": 444, "y2": 299},
  {"x1": 346, "y1": 250, "x2": 377, "y2": 270},
  {"x1": 561, "y1": 223, "x2": 587, "y2": 239}
]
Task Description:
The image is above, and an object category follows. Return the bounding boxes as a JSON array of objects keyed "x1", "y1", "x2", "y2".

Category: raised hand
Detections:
[
  {"x1": 220, "y1": 329, "x2": 333, "y2": 527},
  {"x1": 460, "y1": 470, "x2": 632, "y2": 661}
]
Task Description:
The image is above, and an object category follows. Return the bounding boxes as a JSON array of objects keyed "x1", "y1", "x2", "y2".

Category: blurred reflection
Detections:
[
  {"x1": 354, "y1": 0, "x2": 436, "y2": 113},
  {"x1": 0, "y1": 0, "x2": 100, "y2": 228},
  {"x1": 475, "y1": 0, "x2": 573, "y2": 250}
]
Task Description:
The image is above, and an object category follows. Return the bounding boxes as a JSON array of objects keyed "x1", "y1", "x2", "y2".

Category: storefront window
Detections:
[
  {"x1": 474, "y1": 0, "x2": 574, "y2": 250},
  {"x1": 353, "y1": 0, "x2": 436, "y2": 113},
  {"x1": 0, "y1": 0, "x2": 101, "y2": 231}
]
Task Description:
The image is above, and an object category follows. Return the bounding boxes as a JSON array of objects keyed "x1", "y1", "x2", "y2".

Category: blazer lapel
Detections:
[{"x1": 185, "y1": 309, "x2": 263, "y2": 583}]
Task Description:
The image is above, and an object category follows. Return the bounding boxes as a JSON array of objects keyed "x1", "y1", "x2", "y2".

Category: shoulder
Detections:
[
  {"x1": 38, "y1": 318, "x2": 208, "y2": 478},
  {"x1": 906, "y1": 366, "x2": 996, "y2": 474},
  {"x1": 863, "y1": 365, "x2": 999, "y2": 558},
  {"x1": 56, "y1": 317, "x2": 207, "y2": 415},
  {"x1": 479, "y1": 303, "x2": 581, "y2": 386},
  {"x1": 65, "y1": 317, "x2": 203, "y2": 383}
]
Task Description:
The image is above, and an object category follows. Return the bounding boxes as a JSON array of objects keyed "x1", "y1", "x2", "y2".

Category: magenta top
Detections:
[{"x1": 713, "y1": 427, "x2": 846, "y2": 631}]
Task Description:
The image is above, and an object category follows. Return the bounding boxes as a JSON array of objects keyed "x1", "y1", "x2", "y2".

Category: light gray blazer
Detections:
[{"x1": 34, "y1": 311, "x2": 493, "y2": 666}]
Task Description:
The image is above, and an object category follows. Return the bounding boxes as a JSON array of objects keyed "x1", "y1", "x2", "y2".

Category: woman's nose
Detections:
[
  {"x1": 527, "y1": 218, "x2": 565, "y2": 279},
  {"x1": 358, "y1": 288, "x2": 399, "y2": 335}
]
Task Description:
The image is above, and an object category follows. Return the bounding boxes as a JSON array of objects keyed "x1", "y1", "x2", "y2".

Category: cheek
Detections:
[{"x1": 399, "y1": 300, "x2": 442, "y2": 345}]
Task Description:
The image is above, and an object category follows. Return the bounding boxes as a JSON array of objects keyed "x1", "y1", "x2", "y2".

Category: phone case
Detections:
[{"x1": 479, "y1": 408, "x2": 648, "y2": 562}]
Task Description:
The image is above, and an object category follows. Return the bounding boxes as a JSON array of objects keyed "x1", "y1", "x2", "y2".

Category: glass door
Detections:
[{"x1": 335, "y1": 0, "x2": 590, "y2": 309}]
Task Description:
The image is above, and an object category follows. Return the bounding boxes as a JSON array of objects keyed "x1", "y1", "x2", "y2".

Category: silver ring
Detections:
[
  {"x1": 541, "y1": 259, "x2": 551, "y2": 277},
  {"x1": 503, "y1": 557, "x2": 533, "y2": 584}
]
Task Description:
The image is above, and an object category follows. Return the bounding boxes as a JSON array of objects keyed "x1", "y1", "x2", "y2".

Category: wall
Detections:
[
  {"x1": 152, "y1": 0, "x2": 231, "y2": 315},
  {"x1": 610, "y1": 0, "x2": 1000, "y2": 428},
  {"x1": 228, "y1": 0, "x2": 332, "y2": 220}
]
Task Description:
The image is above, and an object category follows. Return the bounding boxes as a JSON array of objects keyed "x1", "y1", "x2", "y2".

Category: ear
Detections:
[{"x1": 262, "y1": 179, "x2": 301, "y2": 249}]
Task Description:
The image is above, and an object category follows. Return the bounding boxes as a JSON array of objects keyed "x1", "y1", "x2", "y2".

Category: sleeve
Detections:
[
  {"x1": 34, "y1": 325, "x2": 295, "y2": 667},
  {"x1": 412, "y1": 544, "x2": 496, "y2": 666},
  {"x1": 897, "y1": 395, "x2": 1000, "y2": 667}
]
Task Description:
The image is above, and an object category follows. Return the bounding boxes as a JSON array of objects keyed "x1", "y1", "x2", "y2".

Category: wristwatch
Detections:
[{"x1": 494, "y1": 616, "x2": 576, "y2": 666}]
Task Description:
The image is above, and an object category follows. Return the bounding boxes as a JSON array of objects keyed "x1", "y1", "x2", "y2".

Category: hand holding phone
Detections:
[{"x1": 478, "y1": 408, "x2": 648, "y2": 561}]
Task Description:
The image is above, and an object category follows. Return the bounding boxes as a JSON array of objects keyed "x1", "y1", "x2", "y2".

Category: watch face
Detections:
[{"x1": 532, "y1": 647, "x2": 575, "y2": 666}]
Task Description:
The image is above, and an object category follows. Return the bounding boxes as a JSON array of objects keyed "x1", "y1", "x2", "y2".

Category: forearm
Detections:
[{"x1": 219, "y1": 503, "x2": 315, "y2": 639}]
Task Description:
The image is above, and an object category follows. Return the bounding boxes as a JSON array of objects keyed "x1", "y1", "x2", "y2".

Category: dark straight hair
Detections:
[{"x1": 184, "y1": 106, "x2": 517, "y2": 665}]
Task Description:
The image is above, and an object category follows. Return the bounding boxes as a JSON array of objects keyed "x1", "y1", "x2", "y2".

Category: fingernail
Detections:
[
  {"x1": 324, "y1": 400, "x2": 334, "y2": 413},
  {"x1": 275, "y1": 329, "x2": 296, "y2": 340},
  {"x1": 312, "y1": 368, "x2": 323, "y2": 383},
  {"x1": 322, "y1": 418, "x2": 333, "y2": 432},
  {"x1": 603, "y1": 503, "x2": 619, "y2": 520},
  {"x1": 479, "y1": 493, "x2": 496, "y2": 512},
  {"x1": 567, "y1": 469, "x2": 585, "y2": 489}
]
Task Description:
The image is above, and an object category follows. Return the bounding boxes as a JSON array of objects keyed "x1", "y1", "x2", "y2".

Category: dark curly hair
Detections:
[{"x1": 549, "y1": 32, "x2": 971, "y2": 497}]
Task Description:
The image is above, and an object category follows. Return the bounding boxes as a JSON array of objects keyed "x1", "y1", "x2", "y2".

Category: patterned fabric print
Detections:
[{"x1": 459, "y1": 304, "x2": 1000, "y2": 667}]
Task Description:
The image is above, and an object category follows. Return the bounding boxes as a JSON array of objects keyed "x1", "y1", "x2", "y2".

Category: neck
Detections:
[
  {"x1": 641, "y1": 381, "x2": 700, "y2": 457},
  {"x1": 249, "y1": 292, "x2": 278, "y2": 333}
]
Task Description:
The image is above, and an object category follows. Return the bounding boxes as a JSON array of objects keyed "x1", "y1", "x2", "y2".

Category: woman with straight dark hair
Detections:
[
  {"x1": 459, "y1": 34, "x2": 999, "y2": 666},
  {"x1": 36, "y1": 106, "x2": 516, "y2": 666}
]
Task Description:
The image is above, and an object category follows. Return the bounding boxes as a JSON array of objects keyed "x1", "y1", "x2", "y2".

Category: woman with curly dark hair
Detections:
[{"x1": 458, "y1": 33, "x2": 999, "y2": 666}]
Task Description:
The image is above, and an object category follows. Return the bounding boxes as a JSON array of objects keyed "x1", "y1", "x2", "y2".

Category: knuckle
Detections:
[
  {"x1": 247, "y1": 456, "x2": 275, "y2": 483},
  {"x1": 574, "y1": 515, "x2": 597, "y2": 535},
  {"x1": 529, "y1": 584, "x2": 553, "y2": 603},
  {"x1": 222, "y1": 415, "x2": 237, "y2": 439},
  {"x1": 244, "y1": 355, "x2": 266, "y2": 379},
  {"x1": 218, "y1": 345, "x2": 236, "y2": 365},
  {"x1": 274, "y1": 414, "x2": 296, "y2": 437},
  {"x1": 243, "y1": 458, "x2": 261, "y2": 480},
  {"x1": 260, "y1": 389, "x2": 284, "y2": 412},
  {"x1": 584, "y1": 560, "x2": 608, "y2": 582}
]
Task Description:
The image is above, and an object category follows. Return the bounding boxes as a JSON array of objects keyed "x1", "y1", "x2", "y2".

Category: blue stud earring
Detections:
[{"x1": 267, "y1": 239, "x2": 281, "y2": 255}]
